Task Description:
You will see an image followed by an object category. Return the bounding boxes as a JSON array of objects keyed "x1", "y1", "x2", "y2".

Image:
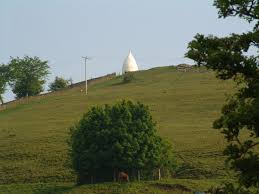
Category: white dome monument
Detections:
[{"x1": 122, "y1": 50, "x2": 139, "y2": 74}]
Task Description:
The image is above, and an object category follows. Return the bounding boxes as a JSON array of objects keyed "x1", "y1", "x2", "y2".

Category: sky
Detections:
[{"x1": 1, "y1": 0, "x2": 254, "y2": 102}]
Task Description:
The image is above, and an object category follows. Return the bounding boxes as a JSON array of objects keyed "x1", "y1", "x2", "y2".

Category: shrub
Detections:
[
  {"x1": 123, "y1": 72, "x2": 134, "y2": 83},
  {"x1": 207, "y1": 183, "x2": 254, "y2": 194},
  {"x1": 49, "y1": 76, "x2": 69, "y2": 92}
]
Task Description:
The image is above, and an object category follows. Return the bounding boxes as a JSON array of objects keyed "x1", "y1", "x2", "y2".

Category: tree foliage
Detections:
[
  {"x1": 185, "y1": 34, "x2": 211, "y2": 67},
  {"x1": 123, "y1": 72, "x2": 135, "y2": 83},
  {"x1": 69, "y1": 100, "x2": 174, "y2": 184},
  {"x1": 186, "y1": 0, "x2": 259, "y2": 188},
  {"x1": 0, "y1": 64, "x2": 10, "y2": 104},
  {"x1": 49, "y1": 76, "x2": 69, "y2": 92},
  {"x1": 208, "y1": 182, "x2": 255, "y2": 194},
  {"x1": 214, "y1": 0, "x2": 259, "y2": 29},
  {"x1": 8, "y1": 56, "x2": 49, "y2": 98}
]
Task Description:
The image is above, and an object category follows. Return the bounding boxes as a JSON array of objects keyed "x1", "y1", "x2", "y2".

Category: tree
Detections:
[
  {"x1": 69, "y1": 100, "x2": 174, "y2": 184},
  {"x1": 8, "y1": 56, "x2": 49, "y2": 98},
  {"x1": 49, "y1": 76, "x2": 69, "y2": 92},
  {"x1": 185, "y1": 34, "x2": 208, "y2": 67},
  {"x1": 0, "y1": 64, "x2": 10, "y2": 104},
  {"x1": 186, "y1": 0, "x2": 259, "y2": 189}
]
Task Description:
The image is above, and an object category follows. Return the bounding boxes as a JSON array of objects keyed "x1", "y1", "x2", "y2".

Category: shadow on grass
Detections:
[
  {"x1": 151, "y1": 183, "x2": 193, "y2": 193},
  {"x1": 111, "y1": 81, "x2": 126, "y2": 86},
  {"x1": 111, "y1": 78, "x2": 138, "y2": 86},
  {"x1": 33, "y1": 184, "x2": 76, "y2": 194}
]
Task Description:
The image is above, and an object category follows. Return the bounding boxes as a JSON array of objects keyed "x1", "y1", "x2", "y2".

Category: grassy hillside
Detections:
[
  {"x1": 0, "y1": 179, "x2": 224, "y2": 194},
  {"x1": 0, "y1": 66, "x2": 235, "y2": 192}
]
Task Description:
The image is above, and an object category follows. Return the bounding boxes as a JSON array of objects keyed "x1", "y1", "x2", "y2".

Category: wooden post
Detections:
[
  {"x1": 137, "y1": 170, "x2": 140, "y2": 181},
  {"x1": 91, "y1": 175, "x2": 93, "y2": 184},
  {"x1": 26, "y1": 93, "x2": 29, "y2": 104},
  {"x1": 113, "y1": 169, "x2": 116, "y2": 182},
  {"x1": 158, "y1": 168, "x2": 161, "y2": 181}
]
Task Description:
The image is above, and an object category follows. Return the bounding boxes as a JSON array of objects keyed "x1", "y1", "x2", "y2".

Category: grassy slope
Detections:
[
  {"x1": 0, "y1": 179, "x2": 225, "y2": 194},
  {"x1": 0, "y1": 66, "x2": 235, "y2": 192}
]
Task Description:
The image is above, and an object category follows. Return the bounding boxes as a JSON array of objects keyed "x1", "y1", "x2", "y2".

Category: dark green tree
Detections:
[
  {"x1": 8, "y1": 56, "x2": 49, "y2": 98},
  {"x1": 123, "y1": 72, "x2": 134, "y2": 83},
  {"x1": 49, "y1": 76, "x2": 69, "y2": 92},
  {"x1": 69, "y1": 100, "x2": 174, "y2": 184},
  {"x1": 185, "y1": 34, "x2": 208, "y2": 67},
  {"x1": 0, "y1": 64, "x2": 10, "y2": 104},
  {"x1": 186, "y1": 0, "x2": 259, "y2": 189}
]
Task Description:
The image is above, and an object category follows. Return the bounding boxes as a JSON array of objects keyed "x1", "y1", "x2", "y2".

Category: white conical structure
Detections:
[{"x1": 122, "y1": 51, "x2": 139, "y2": 74}]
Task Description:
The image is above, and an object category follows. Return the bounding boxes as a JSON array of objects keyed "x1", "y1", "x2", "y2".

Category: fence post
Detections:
[{"x1": 158, "y1": 168, "x2": 161, "y2": 180}]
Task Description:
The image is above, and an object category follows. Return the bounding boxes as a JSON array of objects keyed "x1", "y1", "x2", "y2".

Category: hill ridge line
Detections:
[{"x1": 0, "y1": 72, "x2": 116, "y2": 110}]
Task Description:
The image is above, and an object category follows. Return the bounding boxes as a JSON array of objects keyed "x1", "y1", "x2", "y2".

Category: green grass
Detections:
[
  {"x1": 0, "y1": 66, "x2": 235, "y2": 192},
  {"x1": 0, "y1": 179, "x2": 226, "y2": 194}
]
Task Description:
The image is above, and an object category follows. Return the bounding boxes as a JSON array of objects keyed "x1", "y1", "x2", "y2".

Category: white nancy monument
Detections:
[{"x1": 122, "y1": 50, "x2": 139, "y2": 74}]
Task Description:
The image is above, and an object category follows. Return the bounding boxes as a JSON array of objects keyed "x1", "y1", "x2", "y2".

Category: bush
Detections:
[
  {"x1": 69, "y1": 100, "x2": 174, "y2": 184},
  {"x1": 207, "y1": 183, "x2": 255, "y2": 194},
  {"x1": 49, "y1": 76, "x2": 69, "y2": 92},
  {"x1": 123, "y1": 72, "x2": 134, "y2": 83}
]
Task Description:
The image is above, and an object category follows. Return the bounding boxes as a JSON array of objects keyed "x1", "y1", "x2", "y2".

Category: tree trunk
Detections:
[
  {"x1": 91, "y1": 175, "x2": 93, "y2": 184},
  {"x1": 132, "y1": 169, "x2": 135, "y2": 181},
  {"x1": 25, "y1": 93, "x2": 28, "y2": 104},
  {"x1": 158, "y1": 168, "x2": 161, "y2": 180},
  {"x1": 113, "y1": 168, "x2": 116, "y2": 182},
  {"x1": 137, "y1": 170, "x2": 140, "y2": 181},
  {"x1": 0, "y1": 96, "x2": 3, "y2": 104}
]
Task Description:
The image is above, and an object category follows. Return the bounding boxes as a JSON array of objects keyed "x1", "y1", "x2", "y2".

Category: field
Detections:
[
  {"x1": 0, "y1": 179, "x2": 227, "y2": 194},
  {"x1": 0, "y1": 66, "x2": 235, "y2": 193}
]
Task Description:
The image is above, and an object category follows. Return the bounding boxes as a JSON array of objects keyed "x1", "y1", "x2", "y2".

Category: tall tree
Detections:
[
  {"x1": 186, "y1": 0, "x2": 259, "y2": 189},
  {"x1": 0, "y1": 64, "x2": 9, "y2": 104},
  {"x1": 8, "y1": 56, "x2": 49, "y2": 98}
]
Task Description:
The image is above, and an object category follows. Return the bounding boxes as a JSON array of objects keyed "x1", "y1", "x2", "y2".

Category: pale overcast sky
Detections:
[{"x1": 1, "y1": 0, "x2": 254, "y2": 101}]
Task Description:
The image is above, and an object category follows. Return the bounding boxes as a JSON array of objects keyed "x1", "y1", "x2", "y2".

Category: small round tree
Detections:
[
  {"x1": 69, "y1": 100, "x2": 174, "y2": 184},
  {"x1": 123, "y1": 72, "x2": 134, "y2": 83},
  {"x1": 49, "y1": 76, "x2": 69, "y2": 92}
]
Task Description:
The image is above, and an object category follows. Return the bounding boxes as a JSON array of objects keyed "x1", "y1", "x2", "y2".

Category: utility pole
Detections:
[{"x1": 82, "y1": 56, "x2": 91, "y2": 95}]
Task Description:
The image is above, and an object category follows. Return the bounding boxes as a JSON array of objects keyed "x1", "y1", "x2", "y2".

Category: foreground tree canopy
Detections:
[
  {"x1": 186, "y1": 0, "x2": 259, "y2": 189},
  {"x1": 69, "y1": 100, "x2": 174, "y2": 184},
  {"x1": 8, "y1": 56, "x2": 49, "y2": 98}
]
